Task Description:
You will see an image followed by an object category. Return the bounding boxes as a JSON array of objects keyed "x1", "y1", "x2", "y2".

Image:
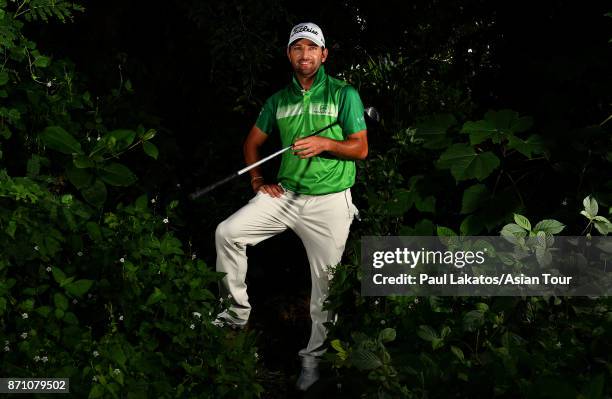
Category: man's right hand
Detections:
[{"x1": 253, "y1": 181, "x2": 284, "y2": 198}]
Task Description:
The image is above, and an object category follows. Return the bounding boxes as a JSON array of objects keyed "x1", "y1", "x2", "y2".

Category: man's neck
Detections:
[
  {"x1": 296, "y1": 73, "x2": 316, "y2": 91},
  {"x1": 294, "y1": 66, "x2": 324, "y2": 91}
]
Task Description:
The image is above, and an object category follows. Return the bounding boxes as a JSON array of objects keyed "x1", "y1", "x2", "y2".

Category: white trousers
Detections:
[{"x1": 215, "y1": 185, "x2": 358, "y2": 365}]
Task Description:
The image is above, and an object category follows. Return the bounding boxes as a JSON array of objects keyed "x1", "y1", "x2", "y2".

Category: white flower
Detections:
[
  {"x1": 77, "y1": 251, "x2": 83, "y2": 257},
  {"x1": 20, "y1": 332, "x2": 28, "y2": 339},
  {"x1": 208, "y1": 311, "x2": 212, "y2": 316},
  {"x1": 467, "y1": 48, "x2": 473, "y2": 53},
  {"x1": 46, "y1": 266, "x2": 52, "y2": 272},
  {"x1": 87, "y1": 136, "x2": 91, "y2": 142},
  {"x1": 4, "y1": 346, "x2": 10, "y2": 352},
  {"x1": 93, "y1": 350, "x2": 99, "y2": 357},
  {"x1": 72, "y1": 299, "x2": 78, "y2": 304},
  {"x1": 254, "y1": 352, "x2": 259, "y2": 360},
  {"x1": 176, "y1": 183, "x2": 181, "y2": 188},
  {"x1": 190, "y1": 324, "x2": 195, "y2": 330},
  {"x1": 119, "y1": 258, "x2": 125, "y2": 263},
  {"x1": 555, "y1": 341, "x2": 562, "y2": 348},
  {"x1": 151, "y1": 198, "x2": 156, "y2": 204},
  {"x1": 192, "y1": 253, "x2": 197, "y2": 260},
  {"x1": 21, "y1": 313, "x2": 28, "y2": 319},
  {"x1": 34, "y1": 246, "x2": 39, "y2": 251},
  {"x1": 414, "y1": 298, "x2": 419, "y2": 304},
  {"x1": 380, "y1": 320, "x2": 386, "y2": 325},
  {"x1": 41, "y1": 356, "x2": 48, "y2": 363},
  {"x1": 88, "y1": 293, "x2": 93, "y2": 298},
  {"x1": 192, "y1": 312, "x2": 201, "y2": 318},
  {"x1": 96, "y1": 136, "x2": 101, "y2": 141},
  {"x1": 34, "y1": 355, "x2": 40, "y2": 362},
  {"x1": 163, "y1": 218, "x2": 169, "y2": 224},
  {"x1": 113, "y1": 369, "x2": 120, "y2": 375},
  {"x1": 46, "y1": 81, "x2": 52, "y2": 87},
  {"x1": 374, "y1": 299, "x2": 380, "y2": 305},
  {"x1": 92, "y1": 376, "x2": 97, "y2": 382},
  {"x1": 119, "y1": 315, "x2": 123, "y2": 321}
]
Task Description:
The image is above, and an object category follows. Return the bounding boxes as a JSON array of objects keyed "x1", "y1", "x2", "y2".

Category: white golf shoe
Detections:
[
  {"x1": 212, "y1": 310, "x2": 248, "y2": 331},
  {"x1": 295, "y1": 365, "x2": 320, "y2": 391}
]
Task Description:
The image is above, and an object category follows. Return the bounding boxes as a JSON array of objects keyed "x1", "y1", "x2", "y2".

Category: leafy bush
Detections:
[
  {"x1": 324, "y1": 201, "x2": 612, "y2": 398},
  {"x1": 0, "y1": 3, "x2": 262, "y2": 397}
]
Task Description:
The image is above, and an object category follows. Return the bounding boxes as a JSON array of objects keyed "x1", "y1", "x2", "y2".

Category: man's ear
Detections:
[
  {"x1": 322, "y1": 47, "x2": 328, "y2": 63},
  {"x1": 286, "y1": 47, "x2": 291, "y2": 62}
]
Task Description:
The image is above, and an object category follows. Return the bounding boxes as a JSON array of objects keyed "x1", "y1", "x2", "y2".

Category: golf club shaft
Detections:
[{"x1": 189, "y1": 120, "x2": 340, "y2": 199}]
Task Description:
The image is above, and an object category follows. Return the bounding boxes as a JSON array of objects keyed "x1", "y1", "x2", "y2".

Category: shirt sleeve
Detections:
[
  {"x1": 338, "y1": 85, "x2": 367, "y2": 136},
  {"x1": 255, "y1": 97, "x2": 277, "y2": 135}
]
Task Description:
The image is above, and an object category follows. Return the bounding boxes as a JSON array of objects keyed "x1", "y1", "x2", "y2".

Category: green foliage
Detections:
[
  {"x1": 0, "y1": 4, "x2": 262, "y2": 398},
  {"x1": 580, "y1": 195, "x2": 612, "y2": 236},
  {"x1": 325, "y1": 41, "x2": 612, "y2": 396},
  {"x1": 326, "y1": 202, "x2": 612, "y2": 398}
]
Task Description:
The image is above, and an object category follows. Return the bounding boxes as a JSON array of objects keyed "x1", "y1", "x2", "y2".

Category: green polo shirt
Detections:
[{"x1": 255, "y1": 65, "x2": 366, "y2": 195}]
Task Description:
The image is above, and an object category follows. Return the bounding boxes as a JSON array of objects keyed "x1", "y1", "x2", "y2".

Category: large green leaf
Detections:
[
  {"x1": 66, "y1": 166, "x2": 93, "y2": 189},
  {"x1": 378, "y1": 328, "x2": 396, "y2": 343},
  {"x1": 461, "y1": 109, "x2": 533, "y2": 145},
  {"x1": 86, "y1": 222, "x2": 103, "y2": 241},
  {"x1": 34, "y1": 56, "x2": 50, "y2": 68},
  {"x1": 414, "y1": 114, "x2": 456, "y2": 149},
  {"x1": 462, "y1": 310, "x2": 485, "y2": 331},
  {"x1": 513, "y1": 214, "x2": 532, "y2": 231},
  {"x1": 52, "y1": 267, "x2": 67, "y2": 284},
  {"x1": 40, "y1": 126, "x2": 83, "y2": 155},
  {"x1": 583, "y1": 195, "x2": 598, "y2": 217},
  {"x1": 81, "y1": 178, "x2": 107, "y2": 207},
  {"x1": 143, "y1": 141, "x2": 159, "y2": 159},
  {"x1": 145, "y1": 287, "x2": 166, "y2": 306},
  {"x1": 99, "y1": 163, "x2": 137, "y2": 187},
  {"x1": 437, "y1": 144, "x2": 500, "y2": 181},
  {"x1": 460, "y1": 214, "x2": 485, "y2": 235},
  {"x1": 461, "y1": 119, "x2": 500, "y2": 145},
  {"x1": 415, "y1": 195, "x2": 436, "y2": 213},
  {"x1": 533, "y1": 219, "x2": 565, "y2": 235},
  {"x1": 53, "y1": 293, "x2": 69, "y2": 311},
  {"x1": 387, "y1": 189, "x2": 415, "y2": 216},
  {"x1": 461, "y1": 184, "x2": 490, "y2": 214},
  {"x1": 351, "y1": 349, "x2": 382, "y2": 370},
  {"x1": 73, "y1": 154, "x2": 94, "y2": 168},
  {"x1": 109, "y1": 129, "x2": 136, "y2": 151},
  {"x1": 417, "y1": 325, "x2": 439, "y2": 342},
  {"x1": 65, "y1": 279, "x2": 93, "y2": 297},
  {"x1": 507, "y1": 134, "x2": 545, "y2": 158}
]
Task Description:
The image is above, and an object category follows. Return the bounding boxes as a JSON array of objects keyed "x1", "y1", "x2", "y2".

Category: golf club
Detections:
[{"x1": 189, "y1": 106, "x2": 380, "y2": 200}]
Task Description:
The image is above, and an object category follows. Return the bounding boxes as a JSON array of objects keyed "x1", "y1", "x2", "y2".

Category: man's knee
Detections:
[{"x1": 215, "y1": 219, "x2": 241, "y2": 243}]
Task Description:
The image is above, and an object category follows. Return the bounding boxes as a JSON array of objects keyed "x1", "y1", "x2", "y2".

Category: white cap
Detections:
[{"x1": 287, "y1": 22, "x2": 325, "y2": 48}]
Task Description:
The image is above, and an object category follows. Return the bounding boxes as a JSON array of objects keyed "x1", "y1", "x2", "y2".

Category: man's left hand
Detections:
[{"x1": 292, "y1": 136, "x2": 331, "y2": 159}]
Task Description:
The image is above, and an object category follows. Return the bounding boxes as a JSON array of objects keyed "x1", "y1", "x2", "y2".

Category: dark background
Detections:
[{"x1": 28, "y1": 0, "x2": 612, "y2": 373}]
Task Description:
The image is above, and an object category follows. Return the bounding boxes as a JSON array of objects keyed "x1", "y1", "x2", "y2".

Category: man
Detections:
[{"x1": 213, "y1": 22, "x2": 368, "y2": 391}]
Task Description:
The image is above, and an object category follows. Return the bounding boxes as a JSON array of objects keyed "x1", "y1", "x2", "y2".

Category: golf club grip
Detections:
[{"x1": 189, "y1": 172, "x2": 238, "y2": 200}]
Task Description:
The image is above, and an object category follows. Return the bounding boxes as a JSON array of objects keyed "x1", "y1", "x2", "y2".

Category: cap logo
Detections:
[{"x1": 292, "y1": 25, "x2": 320, "y2": 36}]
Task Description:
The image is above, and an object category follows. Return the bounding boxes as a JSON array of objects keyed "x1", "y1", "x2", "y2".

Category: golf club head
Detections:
[{"x1": 364, "y1": 106, "x2": 381, "y2": 124}]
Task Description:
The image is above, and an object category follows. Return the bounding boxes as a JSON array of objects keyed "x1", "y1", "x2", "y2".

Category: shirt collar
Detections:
[{"x1": 291, "y1": 65, "x2": 327, "y2": 94}]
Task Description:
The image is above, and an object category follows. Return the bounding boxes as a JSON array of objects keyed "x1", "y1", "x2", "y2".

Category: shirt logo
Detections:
[{"x1": 310, "y1": 103, "x2": 338, "y2": 117}]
